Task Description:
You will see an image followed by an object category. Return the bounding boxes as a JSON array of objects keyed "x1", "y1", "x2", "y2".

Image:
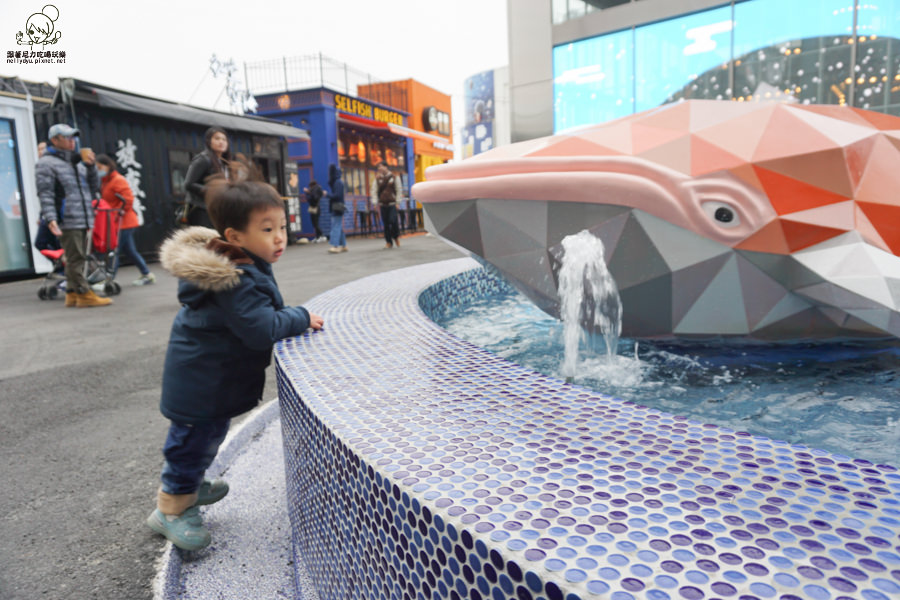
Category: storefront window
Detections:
[
  {"x1": 553, "y1": 28, "x2": 634, "y2": 131},
  {"x1": 635, "y1": 5, "x2": 732, "y2": 111},
  {"x1": 369, "y1": 141, "x2": 384, "y2": 166}
]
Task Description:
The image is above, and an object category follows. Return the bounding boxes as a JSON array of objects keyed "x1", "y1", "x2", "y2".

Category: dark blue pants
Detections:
[
  {"x1": 380, "y1": 204, "x2": 400, "y2": 245},
  {"x1": 114, "y1": 228, "x2": 150, "y2": 277},
  {"x1": 160, "y1": 419, "x2": 230, "y2": 495}
]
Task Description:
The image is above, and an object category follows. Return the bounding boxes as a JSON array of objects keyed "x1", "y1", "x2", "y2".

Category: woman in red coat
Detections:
[{"x1": 96, "y1": 154, "x2": 155, "y2": 285}]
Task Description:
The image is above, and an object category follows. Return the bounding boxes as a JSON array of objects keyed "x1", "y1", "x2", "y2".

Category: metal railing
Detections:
[{"x1": 244, "y1": 54, "x2": 407, "y2": 110}]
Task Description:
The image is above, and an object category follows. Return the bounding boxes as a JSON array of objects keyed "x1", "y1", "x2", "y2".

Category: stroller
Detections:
[{"x1": 36, "y1": 196, "x2": 125, "y2": 300}]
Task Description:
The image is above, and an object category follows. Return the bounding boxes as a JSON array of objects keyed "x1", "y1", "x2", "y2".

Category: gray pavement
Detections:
[{"x1": 0, "y1": 232, "x2": 463, "y2": 600}]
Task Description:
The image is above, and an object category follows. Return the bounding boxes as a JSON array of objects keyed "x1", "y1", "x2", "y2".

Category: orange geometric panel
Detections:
[
  {"x1": 853, "y1": 136, "x2": 900, "y2": 207},
  {"x1": 753, "y1": 166, "x2": 849, "y2": 216},
  {"x1": 780, "y1": 220, "x2": 848, "y2": 253},
  {"x1": 843, "y1": 136, "x2": 878, "y2": 191},
  {"x1": 756, "y1": 147, "x2": 854, "y2": 197},
  {"x1": 630, "y1": 123, "x2": 687, "y2": 155},
  {"x1": 528, "y1": 136, "x2": 619, "y2": 158},
  {"x1": 854, "y1": 205, "x2": 891, "y2": 253},
  {"x1": 734, "y1": 220, "x2": 790, "y2": 254},
  {"x1": 780, "y1": 201, "x2": 854, "y2": 231},
  {"x1": 752, "y1": 106, "x2": 840, "y2": 162},
  {"x1": 689, "y1": 135, "x2": 746, "y2": 176},
  {"x1": 848, "y1": 107, "x2": 900, "y2": 131},
  {"x1": 857, "y1": 202, "x2": 900, "y2": 255}
]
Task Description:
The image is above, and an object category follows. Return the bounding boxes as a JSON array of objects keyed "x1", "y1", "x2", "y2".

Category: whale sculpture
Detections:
[{"x1": 413, "y1": 100, "x2": 900, "y2": 341}]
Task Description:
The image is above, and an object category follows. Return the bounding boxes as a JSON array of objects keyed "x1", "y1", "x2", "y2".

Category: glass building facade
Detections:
[{"x1": 553, "y1": 0, "x2": 900, "y2": 131}]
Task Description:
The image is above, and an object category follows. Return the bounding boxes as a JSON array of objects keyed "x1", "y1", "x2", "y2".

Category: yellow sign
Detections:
[{"x1": 334, "y1": 94, "x2": 403, "y2": 126}]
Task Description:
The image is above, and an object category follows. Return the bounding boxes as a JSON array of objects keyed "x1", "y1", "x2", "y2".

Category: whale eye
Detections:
[{"x1": 702, "y1": 201, "x2": 741, "y2": 229}]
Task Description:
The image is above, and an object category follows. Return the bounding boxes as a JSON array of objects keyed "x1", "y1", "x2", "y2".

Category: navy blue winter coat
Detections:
[{"x1": 158, "y1": 227, "x2": 311, "y2": 424}]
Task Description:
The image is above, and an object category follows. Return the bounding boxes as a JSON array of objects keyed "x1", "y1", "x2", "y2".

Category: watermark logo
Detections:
[{"x1": 7, "y1": 4, "x2": 66, "y2": 64}]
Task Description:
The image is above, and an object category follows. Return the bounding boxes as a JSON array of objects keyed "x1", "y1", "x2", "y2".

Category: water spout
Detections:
[{"x1": 558, "y1": 230, "x2": 623, "y2": 378}]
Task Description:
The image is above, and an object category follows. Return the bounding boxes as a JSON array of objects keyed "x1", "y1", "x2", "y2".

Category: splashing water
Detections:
[{"x1": 558, "y1": 230, "x2": 623, "y2": 378}]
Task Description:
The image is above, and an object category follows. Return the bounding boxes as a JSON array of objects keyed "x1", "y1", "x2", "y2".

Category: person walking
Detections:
[
  {"x1": 304, "y1": 180, "x2": 325, "y2": 242},
  {"x1": 371, "y1": 161, "x2": 403, "y2": 249},
  {"x1": 96, "y1": 154, "x2": 155, "y2": 286},
  {"x1": 145, "y1": 180, "x2": 324, "y2": 551},
  {"x1": 327, "y1": 164, "x2": 348, "y2": 254},
  {"x1": 36, "y1": 123, "x2": 112, "y2": 307},
  {"x1": 183, "y1": 127, "x2": 233, "y2": 229}
]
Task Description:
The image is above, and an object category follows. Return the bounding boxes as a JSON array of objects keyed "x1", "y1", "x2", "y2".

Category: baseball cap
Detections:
[{"x1": 48, "y1": 123, "x2": 80, "y2": 138}]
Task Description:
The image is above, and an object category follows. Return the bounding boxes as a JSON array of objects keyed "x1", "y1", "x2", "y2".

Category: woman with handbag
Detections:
[
  {"x1": 327, "y1": 164, "x2": 348, "y2": 254},
  {"x1": 181, "y1": 127, "x2": 232, "y2": 228}
]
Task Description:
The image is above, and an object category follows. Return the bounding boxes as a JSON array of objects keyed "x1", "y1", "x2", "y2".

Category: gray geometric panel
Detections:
[
  {"x1": 737, "y1": 251, "x2": 824, "y2": 292},
  {"x1": 607, "y1": 213, "x2": 671, "y2": 290},
  {"x1": 425, "y1": 198, "x2": 477, "y2": 232},
  {"x1": 619, "y1": 274, "x2": 672, "y2": 337},
  {"x1": 845, "y1": 308, "x2": 892, "y2": 331},
  {"x1": 751, "y1": 307, "x2": 848, "y2": 340},
  {"x1": 546, "y1": 202, "x2": 631, "y2": 248},
  {"x1": 478, "y1": 199, "x2": 548, "y2": 259},
  {"x1": 838, "y1": 311, "x2": 891, "y2": 337},
  {"x1": 674, "y1": 255, "x2": 749, "y2": 336},
  {"x1": 889, "y1": 279, "x2": 900, "y2": 310},
  {"x1": 632, "y1": 209, "x2": 731, "y2": 272},
  {"x1": 480, "y1": 198, "x2": 548, "y2": 247},
  {"x1": 548, "y1": 211, "x2": 631, "y2": 269},
  {"x1": 490, "y1": 249, "x2": 557, "y2": 307},
  {"x1": 749, "y1": 293, "x2": 815, "y2": 333},
  {"x1": 427, "y1": 200, "x2": 483, "y2": 258},
  {"x1": 795, "y1": 281, "x2": 884, "y2": 311},
  {"x1": 735, "y1": 255, "x2": 792, "y2": 330},
  {"x1": 670, "y1": 253, "x2": 732, "y2": 327}
]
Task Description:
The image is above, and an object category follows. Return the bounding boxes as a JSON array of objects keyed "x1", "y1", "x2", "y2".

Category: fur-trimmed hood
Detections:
[{"x1": 159, "y1": 226, "x2": 254, "y2": 293}]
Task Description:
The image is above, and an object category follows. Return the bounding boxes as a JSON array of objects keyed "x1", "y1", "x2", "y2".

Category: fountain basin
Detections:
[{"x1": 276, "y1": 258, "x2": 900, "y2": 600}]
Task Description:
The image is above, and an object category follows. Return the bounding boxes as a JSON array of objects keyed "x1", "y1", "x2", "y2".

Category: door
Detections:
[{"x1": 0, "y1": 118, "x2": 30, "y2": 273}]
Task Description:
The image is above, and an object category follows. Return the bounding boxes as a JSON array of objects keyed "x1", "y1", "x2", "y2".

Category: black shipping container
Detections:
[{"x1": 35, "y1": 79, "x2": 310, "y2": 262}]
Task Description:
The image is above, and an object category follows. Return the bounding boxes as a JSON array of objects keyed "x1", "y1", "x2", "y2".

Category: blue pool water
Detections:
[{"x1": 439, "y1": 289, "x2": 900, "y2": 468}]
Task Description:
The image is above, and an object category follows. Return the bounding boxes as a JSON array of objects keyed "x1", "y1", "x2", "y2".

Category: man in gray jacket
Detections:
[{"x1": 36, "y1": 123, "x2": 112, "y2": 307}]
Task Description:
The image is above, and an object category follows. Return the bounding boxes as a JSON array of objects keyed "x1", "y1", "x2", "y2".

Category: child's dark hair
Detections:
[
  {"x1": 206, "y1": 181, "x2": 283, "y2": 236},
  {"x1": 95, "y1": 154, "x2": 116, "y2": 171}
]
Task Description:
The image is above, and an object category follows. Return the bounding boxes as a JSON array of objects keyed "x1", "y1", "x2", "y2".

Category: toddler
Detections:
[{"x1": 146, "y1": 180, "x2": 323, "y2": 550}]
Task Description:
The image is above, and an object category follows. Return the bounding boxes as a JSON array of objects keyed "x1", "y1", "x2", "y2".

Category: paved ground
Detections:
[{"x1": 0, "y1": 232, "x2": 463, "y2": 600}]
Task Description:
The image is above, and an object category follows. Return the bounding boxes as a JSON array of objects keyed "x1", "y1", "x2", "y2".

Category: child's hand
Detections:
[{"x1": 309, "y1": 313, "x2": 324, "y2": 330}]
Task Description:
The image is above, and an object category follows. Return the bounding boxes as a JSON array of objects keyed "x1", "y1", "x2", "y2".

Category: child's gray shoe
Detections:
[
  {"x1": 195, "y1": 479, "x2": 229, "y2": 506},
  {"x1": 146, "y1": 506, "x2": 211, "y2": 551}
]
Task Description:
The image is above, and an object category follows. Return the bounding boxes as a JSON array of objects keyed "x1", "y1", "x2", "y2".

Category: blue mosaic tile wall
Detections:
[{"x1": 276, "y1": 257, "x2": 900, "y2": 600}]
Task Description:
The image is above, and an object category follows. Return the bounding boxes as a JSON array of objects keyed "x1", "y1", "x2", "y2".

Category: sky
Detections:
[{"x1": 1, "y1": 0, "x2": 509, "y2": 152}]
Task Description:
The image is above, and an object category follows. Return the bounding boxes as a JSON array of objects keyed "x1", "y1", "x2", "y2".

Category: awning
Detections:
[
  {"x1": 338, "y1": 112, "x2": 454, "y2": 150},
  {"x1": 387, "y1": 123, "x2": 452, "y2": 148},
  {"x1": 84, "y1": 84, "x2": 310, "y2": 140},
  {"x1": 337, "y1": 112, "x2": 392, "y2": 133}
]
